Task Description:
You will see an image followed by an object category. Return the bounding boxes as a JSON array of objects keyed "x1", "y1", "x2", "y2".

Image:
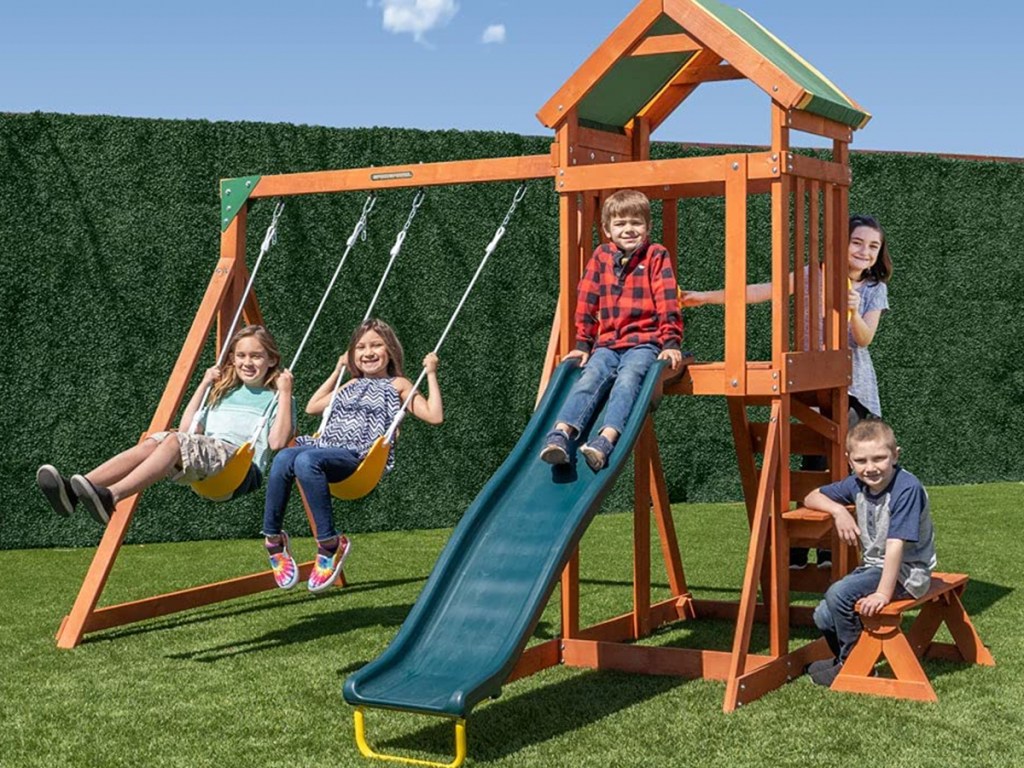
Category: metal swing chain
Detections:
[{"x1": 385, "y1": 182, "x2": 527, "y2": 443}]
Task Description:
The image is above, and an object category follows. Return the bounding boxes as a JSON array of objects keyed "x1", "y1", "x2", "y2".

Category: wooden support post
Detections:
[
  {"x1": 633, "y1": 420, "x2": 654, "y2": 639},
  {"x1": 724, "y1": 400, "x2": 780, "y2": 711},
  {"x1": 724, "y1": 155, "x2": 748, "y2": 394},
  {"x1": 561, "y1": 550, "x2": 580, "y2": 640},
  {"x1": 648, "y1": 423, "x2": 688, "y2": 599}
]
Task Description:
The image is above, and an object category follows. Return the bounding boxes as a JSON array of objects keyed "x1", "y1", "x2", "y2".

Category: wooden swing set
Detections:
[{"x1": 57, "y1": 0, "x2": 992, "y2": 715}]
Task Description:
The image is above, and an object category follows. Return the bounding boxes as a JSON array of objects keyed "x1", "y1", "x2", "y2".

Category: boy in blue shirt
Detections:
[{"x1": 803, "y1": 418, "x2": 936, "y2": 686}]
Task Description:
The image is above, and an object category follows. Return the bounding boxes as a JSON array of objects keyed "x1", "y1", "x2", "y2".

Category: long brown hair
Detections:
[
  {"x1": 346, "y1": 318, "x2": 405, "y2": 378},
  {"x1": 850, "y1": 214, "x2": 892, "y2": 284},
  {"x1": 208, "y1": 325, "x2": 282, "y2": 407}
]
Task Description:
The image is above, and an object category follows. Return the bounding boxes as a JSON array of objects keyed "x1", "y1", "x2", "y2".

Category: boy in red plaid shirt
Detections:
[{"x1": 540, "y1": 190, "x2": 683, "y2": 471}]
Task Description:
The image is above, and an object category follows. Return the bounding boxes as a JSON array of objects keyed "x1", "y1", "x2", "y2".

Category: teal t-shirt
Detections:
[{"x1": 201, "y1": 385, "x2": 286, "y2": 474}]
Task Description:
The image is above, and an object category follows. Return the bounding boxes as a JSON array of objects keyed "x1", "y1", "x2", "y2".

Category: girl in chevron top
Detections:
[{"x1": 262, "y1": 318, "x2": 444, "y2": 592}]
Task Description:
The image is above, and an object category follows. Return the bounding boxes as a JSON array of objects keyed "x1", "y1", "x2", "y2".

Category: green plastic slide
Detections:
[{"x1": 344, "y1": 358, "x2": 668, "y2": 717}]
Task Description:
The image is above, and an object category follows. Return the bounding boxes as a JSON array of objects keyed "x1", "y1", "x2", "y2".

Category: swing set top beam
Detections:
[{"x1": 247, "y1": 154, "x2": 555, "y2": 199}]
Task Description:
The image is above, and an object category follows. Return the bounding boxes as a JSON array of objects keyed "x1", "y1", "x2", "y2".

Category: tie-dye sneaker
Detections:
[
  {"x1": 266, "y1": 531, "x2": 298, "y2": 589},
  {"x1": 307, "y1": 535, "x2": 351, "y2": 593}
]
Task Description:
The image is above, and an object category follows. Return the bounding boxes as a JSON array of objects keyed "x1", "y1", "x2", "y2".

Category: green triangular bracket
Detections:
[{"x1": 220, "y1": 175, "x2": 262, "y2": 231}]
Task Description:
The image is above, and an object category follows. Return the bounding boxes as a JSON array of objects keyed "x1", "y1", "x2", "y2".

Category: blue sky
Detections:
[{"x1": 4, "y1": 0, "x2": 1022, "y2": 157}]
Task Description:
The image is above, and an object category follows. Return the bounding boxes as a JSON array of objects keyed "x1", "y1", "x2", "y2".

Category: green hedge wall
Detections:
[{"x1": 2, "y1": 113, "x2": 1022, "y2": 550}]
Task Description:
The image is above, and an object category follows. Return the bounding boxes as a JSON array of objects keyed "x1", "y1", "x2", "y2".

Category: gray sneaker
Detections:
[
  {"x1": 71, "y1": 475, "x2": 116, "y2": 525},
  {"x1": 36, "y1": 465, "x2": 78, "y2": 517}
]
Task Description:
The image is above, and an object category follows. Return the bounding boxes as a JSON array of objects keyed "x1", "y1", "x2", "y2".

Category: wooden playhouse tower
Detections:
[{"x1": 518, "y1": 0, "x2": 870, "y2": 711}]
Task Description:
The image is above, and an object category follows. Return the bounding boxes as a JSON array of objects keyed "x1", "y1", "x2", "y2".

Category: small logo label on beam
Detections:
[{"x1": 370, "y1": 171, "x2": 414, "y2": 181}]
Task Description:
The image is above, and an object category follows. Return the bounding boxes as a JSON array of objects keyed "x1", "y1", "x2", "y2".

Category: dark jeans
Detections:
[
  {"x1": 262, "y1": 445, "x2": 360, "y2": 541},
  {"x1": 557, "y1": 344, "x2": 659, "y2": 437},
  {"x1": 813, "y1": 565, "x2": 909, "y2": 661}
]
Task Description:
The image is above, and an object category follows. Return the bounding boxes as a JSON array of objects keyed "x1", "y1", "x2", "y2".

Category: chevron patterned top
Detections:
[{"x1": 298, "y1": 377, "x2": 402, "y2": 472}]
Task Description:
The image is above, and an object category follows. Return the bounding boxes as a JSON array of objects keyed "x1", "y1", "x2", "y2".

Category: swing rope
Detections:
[
  {"x1": 188, "y1": 199, "x2": 285, "y2": 435},
  {"x1": 328, "y1": 182, "x2": 527, "y2": 501},
  {"x1": 241, "y1": 191, "x2": 379, "y2": 446},
  {"x1": 288, "y1": 193, "x2": 377, "y2": 373},
  {"x1": 385, "y1": 182, "x2": 526, "y2": 444},
  {"x1": 316, "y1": 188, "x2": 427, "y2": 435}
]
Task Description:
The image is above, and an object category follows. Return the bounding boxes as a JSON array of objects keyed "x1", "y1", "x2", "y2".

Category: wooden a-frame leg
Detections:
[
  {"x1": 56, "y1": 494, "x2": 143, "y2": 648},
  {"x1": 831, "y1": 618, "x2": 937, "y2": 702},
  {"x1": 724, "y1": 401, "x2": 780, "y2": 712},
  {"x1": 909, "y1": 590, "x2": 995, "y2": 666}
]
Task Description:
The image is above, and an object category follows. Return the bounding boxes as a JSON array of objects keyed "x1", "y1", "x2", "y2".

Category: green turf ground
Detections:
[{"x1": 3, "y1": 483, "x2": 1020, "y2": 767}]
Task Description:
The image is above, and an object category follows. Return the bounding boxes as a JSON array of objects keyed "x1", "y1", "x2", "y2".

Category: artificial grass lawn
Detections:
[{"x1": 2, "y1": 482, "x2": 1021, "y2": 767}]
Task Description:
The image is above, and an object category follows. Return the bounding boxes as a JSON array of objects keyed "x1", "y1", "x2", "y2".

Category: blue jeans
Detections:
[
  {"x1": 813, "y1": 565, "x2": 909, "y2": 662},
  {"x1": 557, "y1": 344, "x2": 659, "y2": 438},
  {"x1": 262, "y1": 445, "x2": 360, "y2": 541}
]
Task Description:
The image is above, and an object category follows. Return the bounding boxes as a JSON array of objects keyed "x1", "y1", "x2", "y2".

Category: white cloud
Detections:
[
  {"x1": 379, "y1": 0, "x2": 458, "y2": 44},
  {"x1": 481, "y1": 24, "x2": 506, "y2": 44}
]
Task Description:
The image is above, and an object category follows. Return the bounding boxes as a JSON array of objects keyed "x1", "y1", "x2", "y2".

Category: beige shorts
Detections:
[{"x1": 148, "y1": 431, "x2": 238, "y2": 485}]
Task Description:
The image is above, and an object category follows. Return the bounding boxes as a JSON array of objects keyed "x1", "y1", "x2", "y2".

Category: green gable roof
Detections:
[
  {"x1": 563, "y1": 0, "x2": 868, "y2": 134},
  {"x1": 692, "y1": 0, "x2": 869, "y2": 128}
]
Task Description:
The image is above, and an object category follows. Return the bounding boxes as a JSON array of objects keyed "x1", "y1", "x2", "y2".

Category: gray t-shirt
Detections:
[
  {"x1": 849, "y1": 280, "x2": 889, "y2": 416},
  {"x1": 821, "y1": 466, "x2": 936, "y2": 598}
]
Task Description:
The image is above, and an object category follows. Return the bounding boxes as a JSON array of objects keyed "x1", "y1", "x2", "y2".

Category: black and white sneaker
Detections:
[
  {"x1": 70, "y1": 475, "x2": 116, "y2": 525},
  {"x1": 36, "y1": 465, "x2": 78, "y2": 517}
]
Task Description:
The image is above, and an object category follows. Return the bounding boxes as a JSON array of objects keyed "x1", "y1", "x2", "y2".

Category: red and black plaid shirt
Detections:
[{"x1": 575, "y1": 240, "x2": 683, "y2": 353}]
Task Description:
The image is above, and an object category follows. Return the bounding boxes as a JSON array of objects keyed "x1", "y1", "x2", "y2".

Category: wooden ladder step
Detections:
[{"x1": 782, "y1": 506, "x2": 833, "y2": 540}]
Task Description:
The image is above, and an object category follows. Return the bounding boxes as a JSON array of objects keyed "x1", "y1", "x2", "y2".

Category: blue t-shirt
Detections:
[{"x1": 820, "y1": 465, "x2": 936, "y2": 597}]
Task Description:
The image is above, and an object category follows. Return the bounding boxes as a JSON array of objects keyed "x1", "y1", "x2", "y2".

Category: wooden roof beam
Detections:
[
  {"x1": 641, "y1": 48, "x2": 723, "y2": 132},
  {"x1": 629, "y1": 32, "x2": 702, "y2": 56},
  {"x1": 664, "y1": 0, "x2": 805, "y2": 110},
  {"x1": 536, "y1": 0, "x2": 662, "y2": 129},
  {"x1": 672, "y1": 63, "x2": 743, "y2": 85}
]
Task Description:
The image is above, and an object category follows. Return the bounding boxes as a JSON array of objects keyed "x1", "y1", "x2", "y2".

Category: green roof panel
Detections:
[{"x1": 692, "y1": 0, "x2": 870, "y2": 128}]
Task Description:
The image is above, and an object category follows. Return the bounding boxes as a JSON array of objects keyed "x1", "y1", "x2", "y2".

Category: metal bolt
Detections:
[
  {"x1": 740, "y1": 683, "x2": 746, "y2": 690},
  {"x1": 569, "y1": 145, "x2": 574, "y2": 153},
  {"x1": 590, "y1": 152, "x2": 595, "y2": 160},
  {"x1": 772, "y1": 166, "x2": 778, "y2": 174},
  {"x1": 772, "y1": 385, "x2": 778, "y2": 392},
  {"x1": 245, "y1": 180, "x2": 252, "y2": 188},
  {"x1": 559, "y1": 169, "x2": 564, "y2": 175},
  {"x1": 222, "y1": 218, "x2": 228, "y2": 225},
  {"x1": 226, "y1": 205, "x2": 232, "y2": 211},
  {"x1": 772, "y1": 85, "x2": 779, "y2": 92},
  {"x1": 664, "y1": 185, "x2": 670, "y2": 191},
  {"x1": 770, "y1": 416, "x2": 777, "y2": 423},
  {"x1": 772, "y1": 154, "x2": 778, "y2": 161},
  {"x1": 572, "y1": 158, "x2": 577, "y2": 165},
  {"x1": 559, "y1": 181, "x2": 565, "y2": 187},
  {"x1": 788, "y1": 380, "x2": 794, "y2": 386},
  {"x1": 772, "y1": 372, "x2": 778, "y2": 379},
  {"x1": 558, "y1": 104, "x2": 563, "y2": 111},
  {"x1": 732, "y1": 162, "x2": 739, "y2": 170},
  {"x1": 610, "y1": 155, "x2": 616, "y2": 162},
  {"x1": 731, "y1": 379, "x2": 738, "y2": 387}
]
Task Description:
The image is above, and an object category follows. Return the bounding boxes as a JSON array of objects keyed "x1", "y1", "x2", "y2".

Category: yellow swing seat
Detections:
[
  {"x1": 190, "y1": 442, "x2": 256, "y2": 501},
  {"x1": 329, "y1": 436, "x2": 391, "y2": 500}
]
